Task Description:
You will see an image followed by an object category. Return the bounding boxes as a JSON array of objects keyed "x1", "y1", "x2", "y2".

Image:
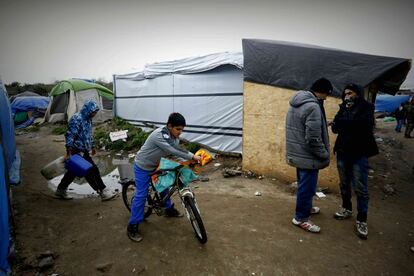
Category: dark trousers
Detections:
[
  {"x1": 405, "y1": 121, "x2": 413, "y2": 137},
  {"x1": 295, "y1": 168, "x2": 319, "y2": 221},
  {"x1": 337, "y1": 155, "x2": 369, "y2": 222},
  {"x1": 57, "y1": 150, "x2": 106, "y2": 192}
]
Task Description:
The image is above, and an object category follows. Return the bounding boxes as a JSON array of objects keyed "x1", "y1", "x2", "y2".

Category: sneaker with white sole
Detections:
[
  {"x1": 334, "y1": 207, "x2": 353, "y2": 220},
  {"x1": 54, "y1": 188, "x2": 73, "y2": 200},
  {"x1": 292, "y1": 218, "x2": 321, "y2": 233},
  {"x1": 310, "y1": 206, "x2": 320, "y2": 215},
  {"x1": 356, "y1": 221, "x2": 368, "y2": 239},
  {"x1": 99, "y1": 188, "x2": 116, "y2": 201}
]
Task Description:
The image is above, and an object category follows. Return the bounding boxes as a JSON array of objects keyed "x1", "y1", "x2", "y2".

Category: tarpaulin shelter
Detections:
[
  {"x1": 375, "y1": 94, "x2": 411, "y2": 113},
  {"x1": 11, "y1": 96, "x2": 50, "y2": 128},
  {"x1": 0, "y1": 77, "x2": 19, "y2": 274},
  {"x1": 44, "y1": 79, "x2": 114, "y2": 123},
  {"x1": 113, "y1": 52, "x2": 243, "y2": 153},
  {"x1": 242, "y1": 39, "x2": 411, "y2": 190},
  {"x1": 9, "y1": 91, "x2": 41, "y2": 103}
]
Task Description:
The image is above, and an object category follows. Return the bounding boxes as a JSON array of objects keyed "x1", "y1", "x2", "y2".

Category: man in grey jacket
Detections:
[
  {"x1": 286, "y1": 78, "x2": 332, "y2": 233},
  {"x1": 127, "y1": 113, "x2": 201, "y2": 242}
]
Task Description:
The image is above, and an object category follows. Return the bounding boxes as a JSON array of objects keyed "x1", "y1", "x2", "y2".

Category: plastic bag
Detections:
[{"x1": 194, "y1": 149, "x2": 213, "y2": 166}]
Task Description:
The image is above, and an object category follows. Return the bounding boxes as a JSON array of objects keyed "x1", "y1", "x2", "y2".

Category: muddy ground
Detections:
[{"x1": 10, "y1": 120, "x2": 414, "y2": 275}]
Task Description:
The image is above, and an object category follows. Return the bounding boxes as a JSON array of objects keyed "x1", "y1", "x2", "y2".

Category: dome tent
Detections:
[{"x1": 44, "y1": 79, "x2": 113, "y2": 123}]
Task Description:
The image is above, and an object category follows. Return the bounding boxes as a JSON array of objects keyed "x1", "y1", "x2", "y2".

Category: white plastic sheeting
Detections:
[{"x1": 114, "y1": 52, "x2": 243, "y2": 153}]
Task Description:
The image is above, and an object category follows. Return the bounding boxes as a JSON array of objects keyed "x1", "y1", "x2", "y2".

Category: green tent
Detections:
[
  {"x1": 45, "y1": 79, "x2": 113, "y2": 123},
  {"x1": 49, "y1": 79, "x2": 113, "y2": 100}
]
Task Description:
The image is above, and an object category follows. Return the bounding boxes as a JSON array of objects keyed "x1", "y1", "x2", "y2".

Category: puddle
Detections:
[{"x1": 47, "y1": 153, "x2": 135, "y2": 199}]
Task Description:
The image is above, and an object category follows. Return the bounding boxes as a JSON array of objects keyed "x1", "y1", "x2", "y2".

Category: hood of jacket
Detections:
[
  {"x1": 80, "y1": 99, "x2": 100, "y2": 119},
  {"x1": 289, "y1": 90, "x2": 319, "y2": 108}
]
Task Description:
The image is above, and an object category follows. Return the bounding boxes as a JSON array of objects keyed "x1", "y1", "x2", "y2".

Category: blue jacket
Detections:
[{"x1": 65, "y1": 100, "x2": 99, "y2": 152}]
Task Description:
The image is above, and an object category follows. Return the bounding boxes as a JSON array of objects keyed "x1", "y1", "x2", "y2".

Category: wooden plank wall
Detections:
[{"x1": 242, "y1": 81, "x2": 342, "y2": 192}]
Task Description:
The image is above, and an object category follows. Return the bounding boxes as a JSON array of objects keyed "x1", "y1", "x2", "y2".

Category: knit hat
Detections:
[
  {"x1": 310, "y1": 78, "x2": 333, "y2": 95},
  {"x1": 343, "y1": 83, "x2": 362, "y2": 98}
]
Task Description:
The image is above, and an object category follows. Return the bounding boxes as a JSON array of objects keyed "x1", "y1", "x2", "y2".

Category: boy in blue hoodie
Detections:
[
  {"x1": 127, "y1": 112, "x2": 201, "y2": 242},
  {"x1": 55, "y1": 100, "x2": 115, "y2": 201}
]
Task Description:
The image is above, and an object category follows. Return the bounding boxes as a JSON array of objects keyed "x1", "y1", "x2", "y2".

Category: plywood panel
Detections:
[{"x1": 242, "y1": 81, "x2": 341, "y2": 192}]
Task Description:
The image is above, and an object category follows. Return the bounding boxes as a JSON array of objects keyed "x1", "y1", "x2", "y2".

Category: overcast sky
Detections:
[{"x1": 0, "y1": 0, "x2": 413, "y2": 88}]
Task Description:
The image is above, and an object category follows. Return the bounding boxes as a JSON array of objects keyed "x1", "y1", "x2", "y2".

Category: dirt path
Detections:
[{"x1": 10, "y1": 121, "x2": 414, "y2": 275}]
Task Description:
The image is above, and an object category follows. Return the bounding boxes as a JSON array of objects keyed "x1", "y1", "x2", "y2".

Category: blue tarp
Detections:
[
  {"x1": 374, "y1": 94, "x2": 411, "y2": 113},
  {"x1": 10, "y1": 96, "x2": 50, "y2": 115},
  {"x1": 0, "y1": 78, "x2": 17, "y2": 274}
]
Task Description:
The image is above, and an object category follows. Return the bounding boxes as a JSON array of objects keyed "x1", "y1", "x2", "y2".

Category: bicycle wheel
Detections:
[
  {"x1": 121, "y1": 181, "x2": 153, "y2": 218},
  {"x1": 183, "y1": 195, "x2": 207, "y2": 244}
]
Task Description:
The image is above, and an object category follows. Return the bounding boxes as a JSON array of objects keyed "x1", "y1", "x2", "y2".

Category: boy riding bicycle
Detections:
[{"x1": 127, "y1": 113, "x2": 201, "y2": 242}]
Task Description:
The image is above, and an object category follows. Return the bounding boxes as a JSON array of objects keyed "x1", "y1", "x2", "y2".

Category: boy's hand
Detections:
[
  {"x1": 91, "y1": 148, "x2": 97, "y2": 156},
  {"x1": 64, "y1": 148, "x2": 72, "y2": 160},
  {"x1": 193, "y1": 155, "x2": 202, "y2": 163}
]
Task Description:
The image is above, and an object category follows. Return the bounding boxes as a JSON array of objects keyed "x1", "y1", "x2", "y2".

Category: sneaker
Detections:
[
  {"x1": 54, "y1": 188, "x2": 73, "y2": 200},
  {"x1": 164, "y1": 205, "x2": 184, "y2": 218},
  {"x1": 99, "y1": 188, "x2": 116, "y2": 201},
  {"x1": 334, "y1": 207, "x2": 353, "y2": 220},
  {"x1": 356, "y1": 221, "x2": 368, "y2": 239},
  {"x1": 310, "y1": 206, "x2": 320, "y2": 215},
  {"x1": 127, "y1": 224, "x2": 143, "y2": 242},
  {"x1": 292, "y1": 218, "x2": 321, "y2": 233}
]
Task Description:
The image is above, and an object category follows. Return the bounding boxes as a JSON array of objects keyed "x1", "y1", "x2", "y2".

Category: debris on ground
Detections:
[
  {"x1": 214, "y1": 163, "x2": 221, "y2": 167},
  {"x1": 317, "y1": 187, "x2": 330, "y2": 194},
  {"x1": 198, "y1": 176, "x2": 210, "y2": 182},
  {"x1": 315, "y1": 192, "x2": 326, "y2": 198},
  {"x1": 254, "y1": 191, "x2": 262, "y2": 196},
  {"x1": 109, "y1": 130, "x2": 128, "y2": 142},
  {"x1": 383, "y1": 184, "x2": 395, "y2": 195},
  {"x1": 222, "y1": 167, "x2": 242, "y2": 177},
  {"x1": 38, "y1": 256, "x2": 54, "y2": 270},
  {"x1": 243, "y1": 170, "x2": 257, "y2": 179},
  {"x1": 288, "y1": 181, "x2": 298, "y2": 194},
  {"x1": 96, "y1": 262, "x2": 114, "y2": 272}
]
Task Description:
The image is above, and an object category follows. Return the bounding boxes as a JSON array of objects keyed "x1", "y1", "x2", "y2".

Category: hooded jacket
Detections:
[
  {"x1": 135, "y1": 126, "x2": 194, "y2": 171},
  {"x1": 65, "y1": 100, "x2": 100, "y2": 152},
  {"x1": 331, "y1": 89, "x2": 378, "y2": 158},
  {"x1": 286, "y1": 90, "x2": 330, "y2": 170}
]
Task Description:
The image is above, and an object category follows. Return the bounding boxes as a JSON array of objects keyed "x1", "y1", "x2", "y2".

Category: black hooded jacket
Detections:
[{"x1": 331, "y1": 87, "x2": 379, "y2": 158}]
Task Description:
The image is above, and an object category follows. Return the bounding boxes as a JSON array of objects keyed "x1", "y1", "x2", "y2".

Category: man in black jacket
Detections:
[{"x1": 331, "y1": 84, "x2": 378, "y2": 239}]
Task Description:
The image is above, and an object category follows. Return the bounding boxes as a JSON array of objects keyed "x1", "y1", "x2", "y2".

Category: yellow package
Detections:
[{"x1": 194, "y1": 149, "x2": 213, "y2": 166}]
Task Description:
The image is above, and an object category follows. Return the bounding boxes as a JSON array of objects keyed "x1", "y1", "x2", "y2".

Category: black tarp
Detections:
[{"x1": 242, "y1": 39, "x2": 411, "y2": 98}]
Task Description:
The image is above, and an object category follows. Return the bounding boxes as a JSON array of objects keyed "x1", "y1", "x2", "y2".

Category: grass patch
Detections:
[
  {"x1": 52, "y1": 125, "x2": 67, "y2": 135},
  {"x1": 93, "y1": 117, "x2": 152, "y2": 151}
]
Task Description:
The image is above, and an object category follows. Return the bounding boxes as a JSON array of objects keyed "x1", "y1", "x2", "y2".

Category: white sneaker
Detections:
[
  {"x1": 356, "y1": 221, "x2": 368, "y2": 239},
  {"x1": 99, "y1": 188, "x2": 116, "y2": 201},
  {"x1": 292, "y1": 218, "x2": 321, "y2": 233}
]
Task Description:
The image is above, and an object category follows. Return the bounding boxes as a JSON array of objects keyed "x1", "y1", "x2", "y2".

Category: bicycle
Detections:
[{"x1": 120, "y1": 163, "x2": 208, "y2": 244}]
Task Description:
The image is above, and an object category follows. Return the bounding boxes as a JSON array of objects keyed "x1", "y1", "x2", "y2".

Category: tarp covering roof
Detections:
[
  {"x1": 374, "y1": 94, "x2": 411, "y2": 113},
  {"x1": 115, "y1": 52, "x2": 243, "y2": 80},
  {"x1": 49, "y1": 79, "x2": 113, "y2": 100},
  {"x1": 242, "y1": 39, "x2": 411, "y2": 98},
  {"x1": 11, "y1": 96, "x2": 50, "y2": 115}
]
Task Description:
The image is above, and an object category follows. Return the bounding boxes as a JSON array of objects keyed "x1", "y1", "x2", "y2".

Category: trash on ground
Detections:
[
  {"x1": 288, "y1": 181, "x2": 298, "y2": 194},
  {"x1": 109, "y1": 130, "x2": 128, "y2": 142},
  {"x1": 244, "y1": 170, "x2": 257, "y2": 179},
  {"x1": 315, "y1": 192, "x2": 326, "y2": 198},
  {"x1": 383, "y1": 184, "x2": 395, "y2": 195},
  {"x1": 214, "y1": 163, "x2": 221, "y2": 167},
  {"x1": 222, "y1": 167, "x2": 242, "y2": 178},
  {"x1": 317, "y1": 187, "x2": 330, "y2": 194},
  {"x1": 198, "y1": 176, "x2": 210, "y2": 182},
  {"x1": 375, "y1": 137, "x2": 384, "y2": 143},
  {"x1": 254, "y1": 191, "x2": 262, "y2": 196},
  {"x1": 383, "y1": 116, "x2": 396, "y2": 122}
]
